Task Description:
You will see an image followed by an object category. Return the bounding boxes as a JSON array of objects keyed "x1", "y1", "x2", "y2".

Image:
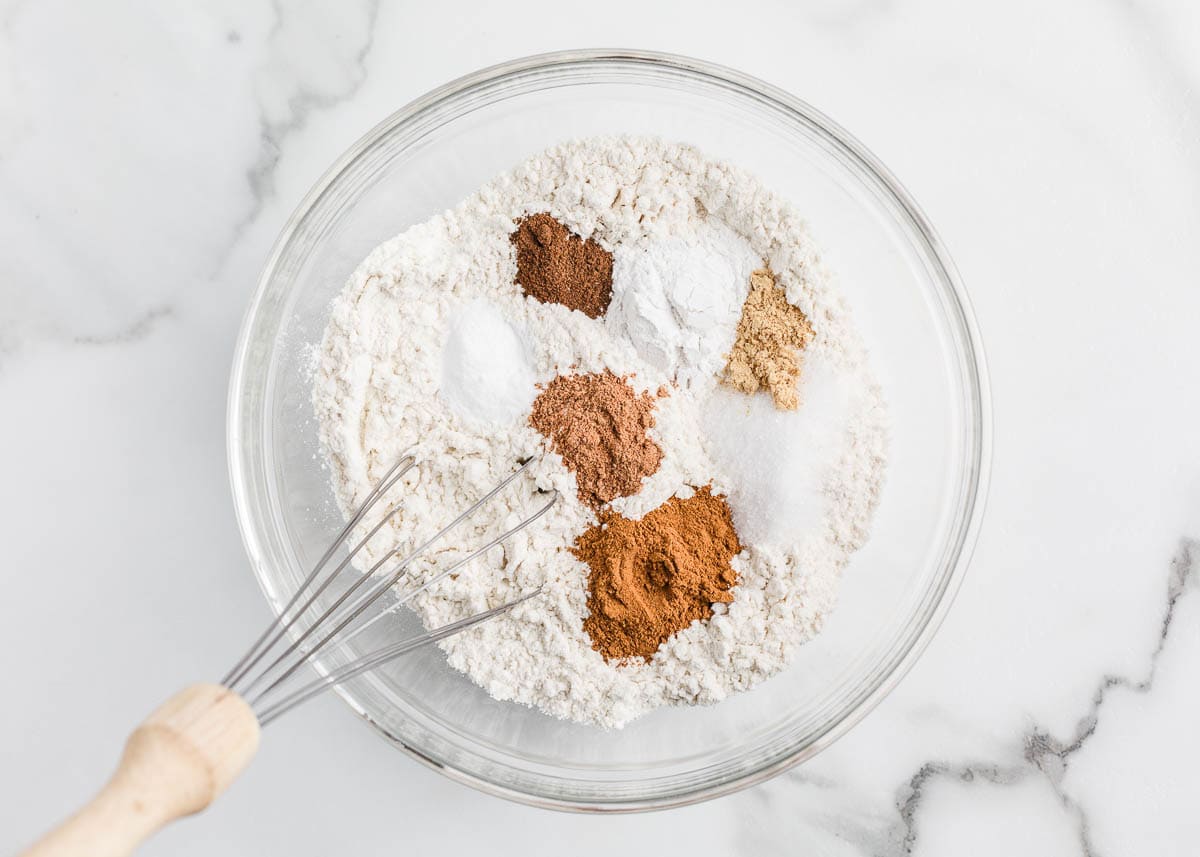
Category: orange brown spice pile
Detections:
[
  {"x1": 723, "y1": 268, "x2": 815, "y2": 409},
  {"x1": 511, "y1": 213, "x2": 613, "y2": 318},
  {"x1": 529, "y1": 371, "x2": 662, "y2": 510},
  {"x1": 574, "y1": 486, "x2": 742, "y2": 661}
]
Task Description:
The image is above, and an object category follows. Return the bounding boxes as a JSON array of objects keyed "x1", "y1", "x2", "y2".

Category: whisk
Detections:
[{"x1": 22, "y1": 454, "x2": 556, "y2": 857}]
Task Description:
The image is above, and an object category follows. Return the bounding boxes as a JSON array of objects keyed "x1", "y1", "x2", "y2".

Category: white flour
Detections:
[{"x1": 313, "y1": 136, "x2": 888, "y2": 728}]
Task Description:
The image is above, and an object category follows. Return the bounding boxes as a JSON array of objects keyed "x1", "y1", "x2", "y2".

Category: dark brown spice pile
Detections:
[
  {"x1": 529, "y1": 371, "x2": 662, "y2": 510},
  {"x1": 511, "y1": 213, "x2": 613, "y2": 318},
  {"x1": 574, "y1": 486, "x2": 742, "y2": 662}
]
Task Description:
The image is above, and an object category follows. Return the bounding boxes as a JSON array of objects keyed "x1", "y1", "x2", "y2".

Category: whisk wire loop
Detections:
[
  {"x1": 222, "y1": 453, "x2": 417, "y2": 688},
  {"x1": 254, "y1": 588, "x2": 544, "y2": 724},
  {"x1": 224, "y1": 453, "x2": 554, "y2": 723}
]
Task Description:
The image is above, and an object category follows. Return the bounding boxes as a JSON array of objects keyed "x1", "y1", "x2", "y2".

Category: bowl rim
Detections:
[{"x1": 227, "y1": 47, "x2": 992, "y2": 812}]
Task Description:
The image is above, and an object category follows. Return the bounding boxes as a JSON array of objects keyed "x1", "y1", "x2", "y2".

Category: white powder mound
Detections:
[
  {"x1": 312, "y1": 136, "x2": 888, "y2": 729},
  {"x1": 440, "y1": 300, "x2": 536, "y2": 424},
  {"x1": 609, "y1": 218, "x2": 761, "y2": 391},
  {"x1": 702, "y1": 354, "x2": 853, "y2": 547}
]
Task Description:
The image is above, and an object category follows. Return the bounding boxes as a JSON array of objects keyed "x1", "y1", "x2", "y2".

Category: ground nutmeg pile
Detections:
[{"x1": 528, "y1": 370, "x2": 663, "y2": 510}]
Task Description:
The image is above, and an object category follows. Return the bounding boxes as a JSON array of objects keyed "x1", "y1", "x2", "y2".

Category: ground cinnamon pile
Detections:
[
  {"x1": 512, "y1": 213, "x2": 613, "y2": 318},
  {"x1": 529, "y1": 371, "x2": 662, "y2": 509},
  {"x1": 575, "y1": 486, "x2": 742, "y2": 661},
  {"x1": 723, "y1": 268, "x2": 815, "y2": 409}
]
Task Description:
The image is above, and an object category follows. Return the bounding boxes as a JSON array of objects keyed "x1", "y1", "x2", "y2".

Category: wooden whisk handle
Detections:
[{"x1": 20, "y1": 683, "x2": 260, "y2": 857}]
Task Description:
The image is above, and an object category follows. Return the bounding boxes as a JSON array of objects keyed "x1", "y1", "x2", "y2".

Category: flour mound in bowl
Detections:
[{"x1": 312, "y1": 136, "x2": 888, "y2": 729}]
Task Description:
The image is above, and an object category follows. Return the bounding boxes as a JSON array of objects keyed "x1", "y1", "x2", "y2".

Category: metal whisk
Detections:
[
  {"x1": 226, "y1": 453, "x2": 556, "y2": 724},
  {"x1": 21, "y1": 454, "x2": 556, "y2": 857}
]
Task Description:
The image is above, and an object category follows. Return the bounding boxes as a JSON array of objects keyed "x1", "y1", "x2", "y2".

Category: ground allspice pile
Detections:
[
  {"x1": 574, "y1": 487, "x2": 742, "y2": 661},
  {"x1": 529, "y1": 371, "x2": 662, "y2": 510},
  {"x1": 512, "y1": 212, "x2": 613, "y2": 318},
  {"x1": 723, "y1": 268, "x2": 815, "y2": 409}
]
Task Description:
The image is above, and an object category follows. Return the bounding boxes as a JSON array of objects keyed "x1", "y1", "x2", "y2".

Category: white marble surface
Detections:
[{"x1": 3, "y1": 1, "x2": 1199, "y2": 854}]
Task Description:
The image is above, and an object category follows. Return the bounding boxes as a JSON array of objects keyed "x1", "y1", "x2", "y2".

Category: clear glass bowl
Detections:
[{"x1": 227, "y1": 50, "x2": 991, "y2": 811}]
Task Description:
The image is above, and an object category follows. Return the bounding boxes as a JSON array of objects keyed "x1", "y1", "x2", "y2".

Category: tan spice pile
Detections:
[
  {"x1": 529, "y1": 371, "x2": 662, "y2": 510},
  {"x1": 723, "y1": 268, "x2": 815, "y2": 409},
  {"x1": 512, "y1": 213, "x2": 613, "y2": 318},
  {"x1": 574, "y1": 486, "x2": 742, "y2": 662}
]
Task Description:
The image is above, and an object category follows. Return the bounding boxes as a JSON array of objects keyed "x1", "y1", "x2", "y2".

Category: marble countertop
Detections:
[{"x1": 4, "y1": 1, "x2": 1199, "y2": 854}]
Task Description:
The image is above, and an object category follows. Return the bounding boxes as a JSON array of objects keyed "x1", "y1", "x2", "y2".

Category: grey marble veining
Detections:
[
  {"x1": 229, "y1": 0, "x2": 382, "y2": 267},
  {"x1": 903, "y1": 541, "x2": 1195, "y2": 855},
  {"x1": 72, "y1": 305, "x2": 175, "y2": 347}
]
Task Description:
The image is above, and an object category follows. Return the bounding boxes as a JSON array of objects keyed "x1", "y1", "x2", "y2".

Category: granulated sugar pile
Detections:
[{"x1": 313, "y1": 136, "x2": 888, "y2": 728}]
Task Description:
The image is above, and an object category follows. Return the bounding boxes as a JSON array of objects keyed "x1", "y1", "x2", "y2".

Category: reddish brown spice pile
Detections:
[
  {"x1": 574, "y1": 486, "x2": 742, "y2": 661},
  {"x1": 529, "y1": 371, "x2": 662, "y2": 510},
  {"x1": 512, "y1": 213, "x2": 613, "y2": 318}
]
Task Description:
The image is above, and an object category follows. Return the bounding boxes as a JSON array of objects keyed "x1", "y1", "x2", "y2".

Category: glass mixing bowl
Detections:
[{"x1": 227, "y1": 50, "x2": 990, "y2": 810}]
